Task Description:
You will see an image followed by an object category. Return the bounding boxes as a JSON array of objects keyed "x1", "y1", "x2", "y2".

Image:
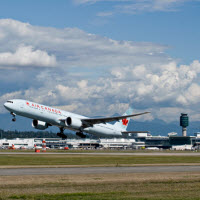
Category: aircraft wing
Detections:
[{"x1": 81, "y1": 112, "x2": 150, "y2": 127}]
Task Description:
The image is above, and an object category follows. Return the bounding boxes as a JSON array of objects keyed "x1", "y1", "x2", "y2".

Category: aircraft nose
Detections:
[
  {"x1": 4, "y1": 102, "x2": 8, "y2": 109},
  {"x1": 4, "y1": 101, "x2": 12, "y2": 110}
]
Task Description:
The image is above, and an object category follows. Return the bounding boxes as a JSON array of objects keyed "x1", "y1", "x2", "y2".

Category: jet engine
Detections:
[
  {"x1": 65, "y1": 117, "x2": 82, "y2": 129},
  {"x1": 32, "y1": 120, "x2": 48, "y2": 130}
]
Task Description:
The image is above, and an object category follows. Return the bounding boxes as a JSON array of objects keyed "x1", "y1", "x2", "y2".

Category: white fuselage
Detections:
[{"x1": 4, "y1": 99, "x2": 122, "y2": 136}]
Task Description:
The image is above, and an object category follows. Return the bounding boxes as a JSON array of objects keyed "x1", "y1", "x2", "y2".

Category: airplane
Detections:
[{"x1": 4, "y1": 99, "x2": 150, "y2": 139}]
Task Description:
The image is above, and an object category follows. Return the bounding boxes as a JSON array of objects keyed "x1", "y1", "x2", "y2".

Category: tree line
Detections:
[
  {"x1": 0, "y1": 129, "x2": 82, "y2": 139},
  {"x1": 0, "y1": 129, "x2": 122, "y2": 139}
]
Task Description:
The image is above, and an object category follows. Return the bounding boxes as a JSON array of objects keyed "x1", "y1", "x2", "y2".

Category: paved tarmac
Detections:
[{"x1": 1, "y1": 165, "x2": 200, "y2": 176}]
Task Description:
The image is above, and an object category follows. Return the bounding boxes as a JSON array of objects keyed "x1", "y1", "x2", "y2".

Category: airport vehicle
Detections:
[{"x1": 4, "y1": 99, "x2": 149, "y2": 139}]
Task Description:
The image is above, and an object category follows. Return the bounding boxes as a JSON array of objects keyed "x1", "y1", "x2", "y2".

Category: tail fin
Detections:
[{"x1": 113, "y1": 107, "x2": 133, "y2": 131}]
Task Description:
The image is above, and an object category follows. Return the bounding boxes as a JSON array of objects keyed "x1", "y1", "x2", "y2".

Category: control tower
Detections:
[{"x1": 180, "y1": 113, "x2": 189, "y2": 136}]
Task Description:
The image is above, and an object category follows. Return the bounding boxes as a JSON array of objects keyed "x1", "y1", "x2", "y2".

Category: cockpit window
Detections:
[{"x1": 7, "y1": 101, "x2": 13, "y2": 103}]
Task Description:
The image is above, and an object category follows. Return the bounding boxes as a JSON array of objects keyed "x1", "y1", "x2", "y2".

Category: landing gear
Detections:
[
  {"x1": 10, "y1": 112, "x2": 16, "y2": 122},
  {"x1": 57, "y1": 128, "x2": 67, "y2": 139},
  {"x1": 76, "y1": 132, "x2": 86, "y2": 138},
  {"x1": 57, "y1": 132, "x2": 67, "y2": 139}
]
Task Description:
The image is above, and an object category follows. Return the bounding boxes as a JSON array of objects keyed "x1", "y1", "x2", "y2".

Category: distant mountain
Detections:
[{"x1": 0, "y1": 113, "x2": 199, "y2": 137}]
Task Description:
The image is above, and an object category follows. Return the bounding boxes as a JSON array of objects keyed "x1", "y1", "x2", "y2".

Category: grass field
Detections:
[
  {"x1": 1, "y1": 151, "x2": 200, "y2": 199},
  {"x1": 1, "y1": 154, "x2": 200, "y2": 166},
  {"x1": 1, "y1": 172, "x2": 200, "y2": 199}
]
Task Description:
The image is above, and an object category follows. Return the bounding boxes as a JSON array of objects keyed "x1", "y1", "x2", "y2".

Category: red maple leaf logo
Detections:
[
  {"x1": 122, "y1": 118, "x2": 128, "y2": 126},
  {"x1": 26, "y1": 102, "x2": 30, "y2": 106}
]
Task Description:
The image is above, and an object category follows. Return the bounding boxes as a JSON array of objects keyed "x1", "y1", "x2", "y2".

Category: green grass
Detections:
[
  {"x1": 1, "y1": 152, "x2": 200, "y2": 200},
  {"x1": 0, "y1": 154, "x2": 200, "y2": 165},
  {"x1": 8, "y1": 193, "x2": 200, "y2": 200},
  {"x1": 9, "y1": 192, "x2": 128, "y2": 200},
  {"x1": 1, "y1": 151, "x2": 200, "y2": 200},
  {"x1": 4, "y1": 178, "x2": 200, "y2": 200}
]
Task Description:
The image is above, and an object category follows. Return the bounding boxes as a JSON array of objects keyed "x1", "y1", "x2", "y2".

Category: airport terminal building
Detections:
[
  {"x1": 0, "y1": 137, "x2": 144, "y2": 150},
  {"x1": 1, "y1": 132, "x2": 200, "y2": 150}
]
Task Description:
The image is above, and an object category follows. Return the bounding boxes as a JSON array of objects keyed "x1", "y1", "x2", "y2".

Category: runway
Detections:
[{"x1": 1, "y1": 165, "x2": 200, "y2": 176}]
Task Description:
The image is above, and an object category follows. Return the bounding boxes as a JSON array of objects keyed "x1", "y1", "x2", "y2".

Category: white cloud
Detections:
[
  {"x1": 155, "y1": 107, "x2": 189, "y2": 123},
  {"x1": 77, "y1": 80, "x2": 88, "y2": 88},
  {"x1": 2, "y1": 60, "x2": 200, "y2": 120},
  {"x1": 0, "y1": 19, "x2": 168, "y2": 69},
  {"x1": 1, "y1": 19, "x2": 200, "y2": 123},
  {"x1": 115, "y1": 0, "x2": 187, "y2": 13},
  {"x1": 74, "y1": 0, "x2": 194, "y2": 15},
  {"x1": 177, "y1": 83, "x2": 200, "y2": 105},
  {"x1": 0, "y1": 45, "x2": 56, "y2": 68}
]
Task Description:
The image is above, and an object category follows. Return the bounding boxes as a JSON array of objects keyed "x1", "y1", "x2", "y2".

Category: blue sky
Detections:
[
  {"x1": 0, "y1": 0, "x2": 199, "y2": 63},
  {"x1": 0, "y1": 0, "x2": 200, "y2": 123}
]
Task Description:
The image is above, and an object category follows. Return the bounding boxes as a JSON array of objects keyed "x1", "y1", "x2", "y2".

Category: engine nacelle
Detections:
[
  {"x1": 32, "y1": 120, "x2": 48, "y2": 130},
  {"x1": 65, "y1": 117, "x2": 82, "y2": 129}
]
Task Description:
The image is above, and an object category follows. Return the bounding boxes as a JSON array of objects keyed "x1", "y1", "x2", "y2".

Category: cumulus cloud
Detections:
[
  {"x1": 1, "y1": 19, "x2": 200, "y2": 123},
  {"x1": 1, "y1": 59, "x2": 200, "y2": 123},
  {"x1": 0, "y1": 45, "x2": 56, "y2": 68},
  {"x1": 0, "y1": 19, "x2": 168, "y2": 69},
  {"x1": 52, "y1": 60, "x2": 200, "y2": 120},
  {"x1": 177, "y1": 83, "x2": 200, "y2": 105}
]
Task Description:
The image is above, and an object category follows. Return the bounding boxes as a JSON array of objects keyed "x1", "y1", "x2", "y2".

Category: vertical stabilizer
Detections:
[{"x1": 113, "y1": 107, "x2": 133, "y2": 131}]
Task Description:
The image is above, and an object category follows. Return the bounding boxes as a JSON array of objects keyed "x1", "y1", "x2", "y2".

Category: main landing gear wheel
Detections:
[
  {"x1": 76, "y1": 132, "x2": 86, "y2": 138},
  {"x1": 57, "y1": 128, "x2": 67, "y2": 139}
]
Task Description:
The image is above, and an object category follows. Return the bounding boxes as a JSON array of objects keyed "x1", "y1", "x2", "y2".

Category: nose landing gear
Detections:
[{"x1": 10, "y1": 112, "x2": 16, "y2": 122}]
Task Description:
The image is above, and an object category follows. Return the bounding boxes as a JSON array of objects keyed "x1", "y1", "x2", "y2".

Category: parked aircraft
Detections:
[{"x1": 4, "y1": 99, "x2": 149, "y2": 138}]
